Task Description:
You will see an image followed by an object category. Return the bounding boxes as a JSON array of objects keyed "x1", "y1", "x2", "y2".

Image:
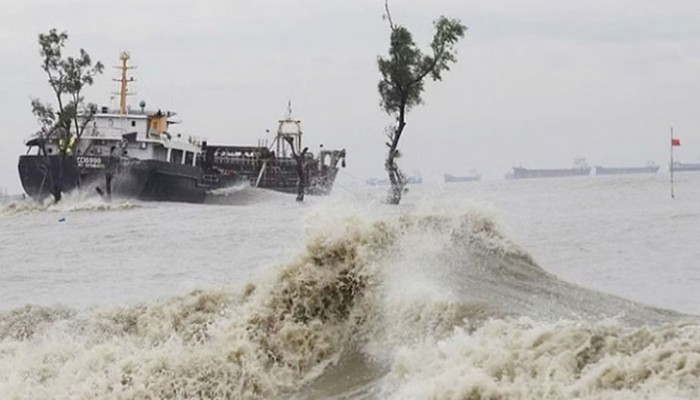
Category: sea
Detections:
[{"x1": 1, "y1": 172, "x2": 699, "y2": 400}]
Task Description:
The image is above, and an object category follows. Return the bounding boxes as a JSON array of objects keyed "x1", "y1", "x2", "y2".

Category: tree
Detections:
[
  {"x1": 32, "y1": 29, "x2": 104, "y2": 202},
  {"x1": 285, "y1": 136, "x2": 309, "y2": 202},
  {"x1": 377, "y1": 2, "x2": 466, "y2": 204}
]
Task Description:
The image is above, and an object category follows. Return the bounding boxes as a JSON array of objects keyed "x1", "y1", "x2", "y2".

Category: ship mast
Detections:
[
  {"x1": 276, "y1": 101, "x2": 303, "y2": 157},
  {"x1": 113, "y1": 51, "x2": 136, "y2": 114}
]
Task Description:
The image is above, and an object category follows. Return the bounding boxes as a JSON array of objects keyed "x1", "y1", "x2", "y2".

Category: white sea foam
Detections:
[
  {"x1": 0, "y1": 213, "x2": 393, "y2": 399},
  {"x1": 379, "y1": 318, "x2": 700, "y2": 400},
  {"x1": 1, "y1": 209, "x2": 697, "y2": 399},
  {"x1": 205, "y1": 184, "x2": 292, "y2": 205},
  {"x1": 0, "y1": 190, "x2": 138, "y2": 215}
]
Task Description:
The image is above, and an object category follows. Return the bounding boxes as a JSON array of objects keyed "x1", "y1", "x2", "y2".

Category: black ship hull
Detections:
[
  {"x1": 18, "y1": 153, "x2": 342, "y2": 203},
  {"x1": 19, "y1": 155, "x2": 208, "y2": 203}
]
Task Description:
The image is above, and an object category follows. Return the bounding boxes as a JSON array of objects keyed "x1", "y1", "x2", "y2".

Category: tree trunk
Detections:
[
  {"x1": 385, "y1": 110, "x2": 407, "y2": 205},
  {"x1": 385, "y1": 150, "x2": 403, "y2": 205},
  {"x1": 53, "y1": 152, "x2": 65, "y2": 203},
  {"x1": 295, "y1": 159, "x2": 305, "y2": 202},
  {"x1": 105, "y1": 172, "x2": 113, "y2": 201},
  {"x1": 39, "y1": 141, "x2": 59, "y2": 203},
  {"x1": 295, "y1": 148, "x2": 308, "y2": 202}
]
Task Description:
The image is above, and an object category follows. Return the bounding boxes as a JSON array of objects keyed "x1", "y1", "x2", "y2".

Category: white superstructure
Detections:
[{"x1": 34, "y1": 51, "x2": 203, "y2": 167}]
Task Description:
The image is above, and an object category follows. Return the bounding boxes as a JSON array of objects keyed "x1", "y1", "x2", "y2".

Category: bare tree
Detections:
[
  {"x1": 32, "y1": 29, "x2": 103, "y2": 202},
  {"x1": 285, "y1": 136, "x2": 309, "y2": 202},
  {"x1": 378, "y1": 2, "x2": 466, "y2": 204}
]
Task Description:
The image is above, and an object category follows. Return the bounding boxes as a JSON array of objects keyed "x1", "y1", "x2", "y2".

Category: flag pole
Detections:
[{"x1": 670, "y1": 126, "x2": 675, "y2": 199}]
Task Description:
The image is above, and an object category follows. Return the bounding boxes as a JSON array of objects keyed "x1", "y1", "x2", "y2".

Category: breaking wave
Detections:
[
  {"x1": 0, "y1": 211, "x2": 697, "y2": 399},
  {"x1": 0, "y1": 190, "x2": 139, "y2": 215},
  {"x1": 205, "y1": 184, "x2": 292, "y2": 205}
]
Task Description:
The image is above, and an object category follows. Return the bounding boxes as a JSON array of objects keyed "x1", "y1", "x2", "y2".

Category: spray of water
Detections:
[{"x1": 0, "y1": 210, "x2": 697, "y2": 399}]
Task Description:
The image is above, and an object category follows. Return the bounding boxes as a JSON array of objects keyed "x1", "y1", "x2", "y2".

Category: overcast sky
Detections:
[{"x1": 3, "y1": 0, "x2": 700, "y2": 193}]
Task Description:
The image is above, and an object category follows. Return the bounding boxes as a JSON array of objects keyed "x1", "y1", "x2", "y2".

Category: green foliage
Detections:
[
  {"x1": 377, "y1": 9, "x2": 466, "y2": 205},
  {"x1": 32, "y1": 29, "x2": 104, "y2": 141},
  {"x1": 377, "y1": 16, "x2": 466, "y2": 116},
  {"x1": 30, "y1": 99, "x2": 55, "y2": 132}
]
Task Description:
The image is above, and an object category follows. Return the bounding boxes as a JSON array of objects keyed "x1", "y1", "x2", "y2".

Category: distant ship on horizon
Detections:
[
  {"x1": 670, "y1": 161, "x2": 700, "y2": 172},
  {"x1": 507, "y1": 158, "x2": 591, "y2": 180},
  {"x1": 366, "y1": 175, "x2": 423, "y2": 186},
  {"x1": 444, "y1": 171, "x2": 481, "y2": 183},
  {"x1": 595, "y1": 162, "x2": 660, "y2": 175}
]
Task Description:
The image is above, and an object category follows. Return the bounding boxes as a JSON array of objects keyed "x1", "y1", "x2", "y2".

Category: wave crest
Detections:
[
  {"x1": 380, "y1": 318, "x2": 700, "y2": 399},
  {"x1": 0, "y1": 192, "x2": 138, "y2": 215},
  {"x1": 0, "y1": 211, "x2": 696, "y2": 399}
]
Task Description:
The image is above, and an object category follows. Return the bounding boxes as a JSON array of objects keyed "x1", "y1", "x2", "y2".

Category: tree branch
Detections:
[
  {"x1": 384, "y1": 0, "x2": 395, "y2": 30},
  {"x1": 412, "y1": 44, "x2": 446, "y2": 86}
]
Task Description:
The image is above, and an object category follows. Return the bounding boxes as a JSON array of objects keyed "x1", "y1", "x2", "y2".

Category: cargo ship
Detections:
[
  {"x1": 366, "y1": 175, "x2": 422, "y2": 186},
  {"x1": 595, "y1": 162, "x2": 660, "y2": 175},
  {"x1": 443, "y1": 172, "x2": 481, "y2": 183},
  {"x1": 507, "y1": 158, "x2": 591, "y2": 179},
  {"x1": 18, "y1": 52, "x2": 346, "y2": 203},
  {"x1": 670, "y1": 161, "x2": 700, "y2": 173}
]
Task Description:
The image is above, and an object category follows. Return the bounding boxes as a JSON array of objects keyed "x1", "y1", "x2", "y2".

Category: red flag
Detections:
[{"x1": 672, "y1": 138, "x2": 681, "y2": 146}]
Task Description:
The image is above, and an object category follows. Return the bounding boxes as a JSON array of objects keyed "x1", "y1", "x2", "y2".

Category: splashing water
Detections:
[
  {"x1": 0, "y1": 210, "x2": 698, "y2": 399},
  {"x1": 0, "y1": 190, "x2": 139, "y2": 215}
]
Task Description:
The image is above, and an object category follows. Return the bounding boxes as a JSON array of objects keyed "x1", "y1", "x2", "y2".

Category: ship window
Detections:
[
  {"x1": 131, "y1": 121, "x2": 136, "y2": 127},
  {"x1": 170, "y1": 149, "x2": 183, "y2": 164},
  {"x1": 185, "y1": 151, "x2": 194, "y2": 165},
  {"x1": 154, "y1": 147, "x2": 167, "y2": 161}
]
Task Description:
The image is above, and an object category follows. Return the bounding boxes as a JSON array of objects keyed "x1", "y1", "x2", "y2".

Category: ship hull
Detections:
[
  {"x1": 125, "y1": 160, "x2": 207, "y2": 203},
  {"x1": 19, "y1": 153, "x2": 341, "y2": 203},
  {"x1": 510, "y1": 167, "x2": 591, "y2": 179},
  {"x1": 595, "y1": 165, "x2": 660, "y2": 175},
  {"x1": 444, "y1": 174, "x2": 480, "y2": 183},
  {"x1": 202, "y1": 145, "x2": 343, "y2": 196},
  {"x1": 232, "y1": 161, "x2": 340, "y2": 195},
  {"x1": 18, "y1": 154, "x2": 83, "y2": 200},
  {"x1": 18, "y1": 155, "x2": 207, "y2": 203},
  {"x1": 670, "y1": 163, "x2": 700, "y2": 172},
  {"x1": 366, "y1": 176, "x2": 422, "y2": 186}
]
